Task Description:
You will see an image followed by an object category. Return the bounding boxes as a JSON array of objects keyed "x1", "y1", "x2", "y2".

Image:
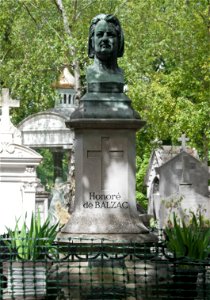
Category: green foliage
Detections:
[
  {"x1": 121, "y1": 0, "x2": 210, "y2": 161},
  {"x1": 36, "y1": 149, "x2": 54, "y2": 191},
  {"x1": 5, "y1": 212, "x2": 59, "y2": 260},
  {"x1": 136, "y1": 153, "x2": 150, "y2": 209},
  {"x1": 0, "y1": 0, "x2": 209, "y2": 186},
  {"x1": 165, "y1": 212, "x2": 210, "y2": 260},
  {"x1": 0, "y1": 0, "x2": 127, "y2": 121},
  {"x1": 36, "y1": 149, "x2": 68, "y2": 191}
]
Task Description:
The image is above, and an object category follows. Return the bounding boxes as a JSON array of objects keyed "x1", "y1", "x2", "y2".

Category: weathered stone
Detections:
[
  {"x1": 35, "y1": 179, "x2": 50, "y2": 223},
  {"x1": 0, "y1": 89, "x2": 42, "y2": 233},
  {"x1": 48, "y1": 177, "x2": 71, "y2": 227},
  {"x1": 147, "y1": 145, "x2": 210, "y2": 228},
  {"x1": 62, "y1": 128, "x2": 148, "y2": 236}
]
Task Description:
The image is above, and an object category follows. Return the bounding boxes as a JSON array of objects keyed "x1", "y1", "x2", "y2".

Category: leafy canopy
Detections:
[{"x1": 0, "y1": 0, "x2": 209, "y2": 204}]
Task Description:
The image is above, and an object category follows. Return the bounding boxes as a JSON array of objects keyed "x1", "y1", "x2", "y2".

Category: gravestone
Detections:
[
  {"x1": 18, "y1": 68, "x2": 77, "y2": 225},
  {"x1": 146, "y1": 135, "x2": 210, "y2": 228},
  {"x1": 61, "y1": 14, "x2": 155, "y2": 242},
  {"x1": 0, "y1": 88, "x2": 20, "y2": 143},
  {"x1": 0, "y1": 88, "x2": 42, "y2": 233},
  {"x1": 178, "y1": 133, "x2": 189, "y2": 152},
  {"x1": 158, "y1": 149, "x2": 210, "y2": 228},
  {"x1": 35, "y1": 179, "x2": 50, "y2": 223}
]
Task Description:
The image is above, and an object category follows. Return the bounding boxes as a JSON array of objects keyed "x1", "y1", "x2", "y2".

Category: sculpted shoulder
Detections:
[{"x1": 87, "y1": 63, "x2": 124, "y2": 84}]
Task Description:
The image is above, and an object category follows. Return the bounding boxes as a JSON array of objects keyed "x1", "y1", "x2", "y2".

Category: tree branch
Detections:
[
  {"x1": 74, "y1": 0, "x2": 97, "y2": 21},
  {"x1": 72, "y1": 0, "x2": 78, "y2": 23},
  {"x1": 54, "y1": 0, "x2": 81, "y2": 100},
  {"x1": 22, "y1": 3, "x2": 39, "y2": 28},
  {"x1": 0, "y1": 49, "x2": 10, "y2": 65},
  {"x1": 113, "y1": 0, "x2": 128, "y2": 15}
]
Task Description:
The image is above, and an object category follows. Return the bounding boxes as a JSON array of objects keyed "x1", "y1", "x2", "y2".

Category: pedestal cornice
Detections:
[{"x1": 66, "y1": 118, "x2": 146, "y2": 130}]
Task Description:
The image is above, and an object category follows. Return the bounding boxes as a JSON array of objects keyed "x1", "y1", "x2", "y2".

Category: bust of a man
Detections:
[{"x1": 87, "y1": 14, "x2": 124, "y2": 86}]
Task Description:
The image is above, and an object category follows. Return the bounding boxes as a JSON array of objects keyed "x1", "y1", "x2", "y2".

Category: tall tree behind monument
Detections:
[{"x1": 0, "y1": 1, "x2": 208, "y2": 161}]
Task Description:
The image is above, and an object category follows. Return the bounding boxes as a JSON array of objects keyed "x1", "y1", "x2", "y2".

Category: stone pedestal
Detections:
[{"x1": 61, "y1": 120, "x2": 156, "y2": 242}]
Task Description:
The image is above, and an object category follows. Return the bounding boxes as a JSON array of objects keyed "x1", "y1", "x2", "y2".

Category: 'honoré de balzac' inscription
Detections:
[{"x1": 83, "y1": 192, "x2": 128, "y2": 209}]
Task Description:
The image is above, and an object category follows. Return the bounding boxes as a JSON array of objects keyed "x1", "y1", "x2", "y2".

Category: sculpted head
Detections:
[{"x1": 88, "y1": 14, "x2": 124, "y2": 61}]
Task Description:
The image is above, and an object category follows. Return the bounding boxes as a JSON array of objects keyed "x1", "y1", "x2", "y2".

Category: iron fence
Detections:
[{"x1": 0, "y1": 236, "x2": 209, "y2": 300}]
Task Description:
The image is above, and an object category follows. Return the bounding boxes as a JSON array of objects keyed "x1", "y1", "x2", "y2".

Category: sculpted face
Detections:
[{"x1": 93, "y1": 20, "x2": 118, "y2": 61}]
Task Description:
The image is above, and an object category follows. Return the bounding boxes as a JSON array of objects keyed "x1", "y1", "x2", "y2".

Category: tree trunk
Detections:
[{"x1": 55, "y1": 0, "x2": 81, "y2": 101}]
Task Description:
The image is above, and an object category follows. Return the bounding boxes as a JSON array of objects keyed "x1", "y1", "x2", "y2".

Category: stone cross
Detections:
[
  {"x1": 87, "y1": 137, "x2": 124, "y2": 190},
  {"x1": 178, "y1": 133, "x2": 189, "y2": 151},
  {"x1": 0, "y1": 88, "x2": 20, "y2": 127}
]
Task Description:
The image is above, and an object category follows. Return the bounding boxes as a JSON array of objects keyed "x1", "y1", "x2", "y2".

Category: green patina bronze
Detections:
[
  {"x1": 71, "y1": 14, "x2": 140, "y2": 119},
  {"x1": 87, "y1": 14, "x2": 124, "y2": 86}
]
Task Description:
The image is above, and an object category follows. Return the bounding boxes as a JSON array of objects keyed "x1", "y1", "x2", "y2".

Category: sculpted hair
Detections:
[{"x1": 88, "y1": 14, "x2": 124, "y2": 58}]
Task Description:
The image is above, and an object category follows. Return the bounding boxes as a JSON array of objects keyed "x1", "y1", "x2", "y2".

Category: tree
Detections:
[
  {"x1": 0, "y1": 0, "x2": 126, "y2": 122},
  {"x1": 1, "y1": 1, "x2": 209, "y2": 152},
  {"x1": 119, "y1": 0, "x2": 210, "y2": 162},
  {"x1": 0, "y1": 0, "x2": 209, "y2": 204},
  {"x1": 0, "y1": 0, "x2": 63, "y2": 121}
]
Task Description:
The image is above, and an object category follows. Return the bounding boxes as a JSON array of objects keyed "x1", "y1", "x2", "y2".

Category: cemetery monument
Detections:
[
  {"x1": 0, "y1": 88, "x2": 42, "y2": 233},
  {"x1": 18, "y1": 67, "x2": 76, "y2": 181},
  {"x1": 146, "y1": 135, "x2": 210, "y2": 228},
  {"x1": 61, "y1": 14, "x2": 155, "y2": 242}
]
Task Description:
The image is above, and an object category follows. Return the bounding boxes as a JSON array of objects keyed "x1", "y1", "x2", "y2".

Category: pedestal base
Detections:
[
  {"x1": 57, "y1": 232, "x2": 158, "y2": 244},
  {"x1": 63, "y1": 118, "x2": 149, "y2": 237}
]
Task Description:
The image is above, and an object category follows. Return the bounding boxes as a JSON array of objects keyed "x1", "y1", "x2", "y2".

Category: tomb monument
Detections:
[
  {"x1": 0, "y1": 88, "x2": 42, "y2": 233},
  {"x1": 146, "y1": 135, "x2": 210, "y2": 228},
  {"x1": 61, "y1": 14, "x2": 155, "y2": 242}
]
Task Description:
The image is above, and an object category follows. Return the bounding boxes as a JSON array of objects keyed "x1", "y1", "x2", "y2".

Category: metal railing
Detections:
[{"x1": 0, "y1": 236, "x2": 209, "y2": 300}]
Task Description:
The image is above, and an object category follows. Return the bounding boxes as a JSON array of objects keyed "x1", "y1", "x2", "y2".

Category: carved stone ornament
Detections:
[
  {"x1": 22, "y1": 181, "x2": 38, "y2": 193},
  {"x1": 0, "y1": 142, "x2": 15, "y2": 154},
  {"x1": 25, "y1": 166, "x2": 35, "y2": 173}
]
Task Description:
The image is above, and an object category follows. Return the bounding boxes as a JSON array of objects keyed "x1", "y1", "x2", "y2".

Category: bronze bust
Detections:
[
  {"x1": 87, "y1": 14, "x2": 124, "y2": 87},
  {"x1": 70, "y1": 13, "x2": 140, "y2": 119}
]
